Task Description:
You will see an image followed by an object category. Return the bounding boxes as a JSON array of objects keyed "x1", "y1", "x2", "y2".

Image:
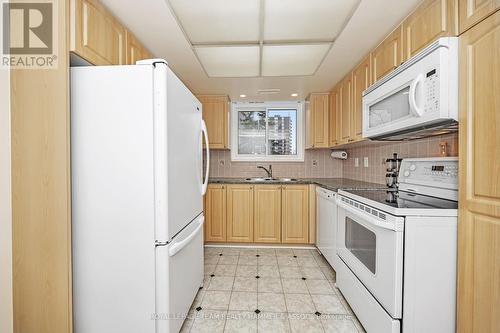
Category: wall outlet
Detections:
[
  {"x1": 364, "y1": 157, "x2": 369, "y2": 167},
  {"x1": 312, "y1": 160, "x2": 318, "y2": 167},
  {"x1": 354, "y1": 158, "x2": 359, "y2": 168}
]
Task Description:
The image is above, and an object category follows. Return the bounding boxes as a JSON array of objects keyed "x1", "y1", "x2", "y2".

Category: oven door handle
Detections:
[{"x1": 337, "y1": 199, "x2": 401, "y2": 231}]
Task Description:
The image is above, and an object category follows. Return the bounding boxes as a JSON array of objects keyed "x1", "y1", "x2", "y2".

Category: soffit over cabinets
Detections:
[{"x1": 167, "y1": 0, "x2": 360, "y2": 77}]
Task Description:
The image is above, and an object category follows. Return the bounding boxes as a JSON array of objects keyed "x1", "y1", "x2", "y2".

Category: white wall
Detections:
[{"x1": 0, "y1": 68, "x2": 13, "y2": 333}]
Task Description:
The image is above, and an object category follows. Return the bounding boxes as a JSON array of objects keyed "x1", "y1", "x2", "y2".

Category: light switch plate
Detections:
[
  {"x1": 354, "y1": 158, "x2": 359, "y2": 167},
  {"x1": 364, "y1": 157, "x2": 369, "y2": 167}
]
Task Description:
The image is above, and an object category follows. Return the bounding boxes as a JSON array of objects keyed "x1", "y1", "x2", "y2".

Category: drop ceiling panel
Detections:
[
  {"x1": 195, "y1": 46, "x2": 260, "y2": 77},
  {"x1": 168, "y1": 0, "x2": 260, "y2": 44},
  {"x1": 263, "y1": 0, "x2": 360, "y2": 42},
  {"x1": 262, "y1": 44, "x2": 331, "y2": 77}
]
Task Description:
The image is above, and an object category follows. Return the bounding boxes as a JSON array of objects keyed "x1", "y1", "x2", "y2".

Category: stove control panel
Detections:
[{"x1": 399, "y1": 157, "x2": 458, "y2": 190}]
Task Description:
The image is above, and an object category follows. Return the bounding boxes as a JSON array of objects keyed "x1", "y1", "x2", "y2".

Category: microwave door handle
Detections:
[{"x1": 409, "y1": 74, "x2": 425, "y2": 117}]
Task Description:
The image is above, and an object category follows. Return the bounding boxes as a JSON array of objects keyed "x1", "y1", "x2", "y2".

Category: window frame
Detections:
[{"x1": 230, "y1": 101, "x2": 304, "y2": 162}]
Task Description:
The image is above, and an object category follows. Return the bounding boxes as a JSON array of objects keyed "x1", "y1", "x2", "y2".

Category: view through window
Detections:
[{"x1": 232, "y1": 102, "x2": 303, "y2": 161}]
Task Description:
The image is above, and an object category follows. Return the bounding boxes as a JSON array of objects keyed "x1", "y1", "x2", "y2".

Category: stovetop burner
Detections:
[{"x1": 343, "y1": 189, "x2": 458, "y2": 210}]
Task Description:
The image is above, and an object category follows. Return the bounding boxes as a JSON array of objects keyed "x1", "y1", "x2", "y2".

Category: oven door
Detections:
[{"x1": 337, "y1": 197, "x2": 404, "y2": 318}]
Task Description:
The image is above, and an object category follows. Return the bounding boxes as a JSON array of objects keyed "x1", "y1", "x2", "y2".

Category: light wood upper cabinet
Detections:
[
  {"x1": 328, "y1": 88, "x2": 340, "y2": 147},
  {"x1": 339, "y1": 74, "x2": 353, "y2": 145},
  {"x1": 372, "y1": 25, "x2": 403, "y2": 82},
  {"x1": 254, "y1": 185, "x2": 282, "y2": 243},
  {"x1": 352, "y1": 56, "x2": 371, "y2": 141},
  {"x1": 226, "y1": 185, "x2": 253, "y2": 243},
  {"x1": 70, "y1": 0, "x2": 126, "y2": 65},
  {"x1": 306, "y1": 93, "x2": 330, "y2": 149},
  {"x1": 282, "y1": 185, "x2": 309, "y2": 244},
  {"x1": 125, "y1": 30, "x2": 152, "y2": 65},
  {"x1": 204, "y1": 184, "x2": 226, "y2": 242},
  {"x1": 198, "y1": 95, "x2": 229, "y2": 149},
  {"x1": 403, "y1": 0, "x2": 458, "y2": 60},
  {"x1": 457, "y1": 11, "x2": 500, "y2": 333},
  {"x1": 459, "y1": 0, "x2": 500, "y2": 33}
]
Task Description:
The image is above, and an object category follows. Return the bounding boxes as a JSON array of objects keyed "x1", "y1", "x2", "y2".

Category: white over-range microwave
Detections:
[{"x1": 362, "y1": 37, "x2": 458, "y2": 141}]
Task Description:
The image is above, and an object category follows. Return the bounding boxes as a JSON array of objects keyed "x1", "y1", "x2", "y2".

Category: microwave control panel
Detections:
[{"x1": 424, "y1": 68, "x2": 439, "y2": 114}]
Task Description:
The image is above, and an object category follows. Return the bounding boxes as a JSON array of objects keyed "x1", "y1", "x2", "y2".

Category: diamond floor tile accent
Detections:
[{"x1": 186, "y1": 246, "x2": 364, "y2": 333}]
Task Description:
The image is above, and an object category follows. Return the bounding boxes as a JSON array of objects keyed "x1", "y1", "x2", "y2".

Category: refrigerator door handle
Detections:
[
  {"x1": 201, "y1": 120, "x2": 210, "y2": 195},
  {"x1": 169, "y1": 216, "x2": 204, "y2": 257}
]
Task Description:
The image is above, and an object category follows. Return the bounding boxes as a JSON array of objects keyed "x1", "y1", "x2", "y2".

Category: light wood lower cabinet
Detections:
[
  {"x1": 226, "y1": 185, "x2": 254, "y2": 243},
  {"x1": 204, "y1": 184, "x2": 310, "y2": 244},
  {"x1": 254, "y1": 185, "x2": 282, "y2": 243},
  {"x1": 457, "y1": 11, "x2": 500, "y2": 333},
  {"x1": 204, "y1": 184, "x2": 226, "y2": 242},
  {"x1": 282, "y1": 185, "x2": 309, "y2": 244}
]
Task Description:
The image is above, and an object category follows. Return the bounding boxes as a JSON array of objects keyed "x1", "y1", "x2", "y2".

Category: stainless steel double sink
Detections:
[{"x1": 244, "y1": 177, "x2": 298, "y2": 183}]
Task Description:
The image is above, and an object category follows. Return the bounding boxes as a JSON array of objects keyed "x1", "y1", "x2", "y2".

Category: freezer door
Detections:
[
  {"x1": 71, "y1": 65, "x2": 157, "y2": 333},
  {"x1": 155, "y1": 214, "x2": 204, "y2": 333},
  {"x1": 153, "y1": 62, "x2": 203, "y2": 241}
]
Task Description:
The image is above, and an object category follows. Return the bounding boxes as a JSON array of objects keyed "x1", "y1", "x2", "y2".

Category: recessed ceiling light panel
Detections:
[
  {"x1": 262, "y1": 44, "x2": 331, "y2": 77},
  {"x1": 263, "y1": 0, "x2": 359, "y2": 42},
  {"x1": 195, "y1": 46, "x2": 260, "y2": 77},
  {"x1": 169, "y1": 0, "x2": 260, "y2": 44}
]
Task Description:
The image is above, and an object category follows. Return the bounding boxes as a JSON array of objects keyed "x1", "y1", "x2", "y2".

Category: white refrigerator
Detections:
[{"x1": 71, "y1": 59, "x2": 210, "y2": 333}]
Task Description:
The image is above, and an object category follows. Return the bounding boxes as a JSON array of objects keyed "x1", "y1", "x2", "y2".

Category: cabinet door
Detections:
[
  {"x1": 310, "y1": 93, "x2": 330, "y2": 148},
  {"x1": 339, "y1": 74, "x2": 353, "y2": 144},
  {"x1": 198, "y1": 95, "x2": 229, "y2": 149},
  {"x1": 282, "y1": 185, "x2": 309, "y2": 244},
  {"x1": 204, "y1": 184, "x2": 226, "y2": 242},
  {"x1": 403, "y1": 0, "x2": 458, "y2": 60},
  {"x1": 372, "y1": 25, "x2": 403, "y2": 82},
  {"x1": 71, "y1": 0, "x2": 126, "y2": 65},
  {"x1": 457, "y1": 11, "x2": 500, "y2": 333},
  {"x1": 125, "y1": 31, "x2": 152, "y2": 65},
  {"x1": 352, "y1": 56, "x2": 371, "y2": 141},
  {"x1": 226, "y1": 185, "x2": 253, "y2": 243},
  {"x1": 459, "y1": 0, "x2": 500, "y2": 33},
  {"x1": 254, "y1": 185, "x2": 281, "y2": 243},
  {"x1": 328, "y1": 88, "x2": 339, "y2": 147}
]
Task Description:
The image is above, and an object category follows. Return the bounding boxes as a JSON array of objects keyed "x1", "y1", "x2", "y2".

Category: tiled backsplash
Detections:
[
  {"x1": 209, "y1": 149, "x2": 343, "y2": 179},
  {"x1": 343, "y1": 133, "x2": 458, "y2": 184},
  {"x1": 208, "y1": 133, "x2": 458, "y2": 184}
]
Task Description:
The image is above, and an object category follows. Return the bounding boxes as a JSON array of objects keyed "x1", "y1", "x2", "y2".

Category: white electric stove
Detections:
[{"x1": 335, "y1": 157, "x2": 458, "y2": 333}]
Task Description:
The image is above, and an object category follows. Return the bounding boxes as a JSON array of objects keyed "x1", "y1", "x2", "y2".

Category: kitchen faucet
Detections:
[{"x1": 257, "y1": 165, "x2": 273, "y2": 178}]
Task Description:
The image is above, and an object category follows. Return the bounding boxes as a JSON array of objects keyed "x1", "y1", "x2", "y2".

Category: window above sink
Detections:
[{"x1": 231, "y1": 101, "x2": 304, "y2": 162}]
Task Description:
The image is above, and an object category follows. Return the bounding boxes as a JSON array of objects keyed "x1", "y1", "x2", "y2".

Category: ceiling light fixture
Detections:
[
  {"x1": 240, "y1": 94, "x2": 247, "y2": 98},
  {"x1": 291, "y1": 93, "x2": 298, "y2": 97}
]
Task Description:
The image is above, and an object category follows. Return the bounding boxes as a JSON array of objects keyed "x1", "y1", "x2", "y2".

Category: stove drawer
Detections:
[{"x1": 337, "y1": 259, "x2": 400, "y2": 333}]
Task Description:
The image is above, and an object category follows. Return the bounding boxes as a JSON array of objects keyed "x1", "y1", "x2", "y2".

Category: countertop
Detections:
[{"x1": 208, "y1": 177, "x2": 384, "y2": 192}]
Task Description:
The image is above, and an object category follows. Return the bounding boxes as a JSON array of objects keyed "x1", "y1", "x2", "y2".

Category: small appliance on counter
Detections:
[
  {"x1": 336, "y1": 157, "x2": 458, "y2": 333},
  {"x1": 385, "y1": 153, "x2": 402, "y2": 189}
]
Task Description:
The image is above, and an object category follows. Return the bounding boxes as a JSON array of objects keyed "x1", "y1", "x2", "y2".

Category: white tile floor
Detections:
[{"x1": 180, "y1": 247, "x2": 366, "y2": 333}]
